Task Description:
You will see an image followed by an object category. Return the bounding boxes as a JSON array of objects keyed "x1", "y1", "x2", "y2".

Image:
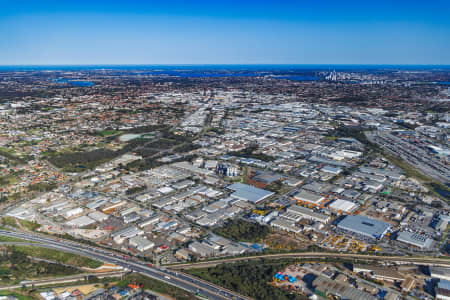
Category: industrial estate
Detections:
[{"x1": 0, "y1": 66, "x2": 449, "y2": 300}]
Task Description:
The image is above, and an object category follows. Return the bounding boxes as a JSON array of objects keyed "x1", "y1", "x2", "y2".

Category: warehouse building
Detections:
[
  {"x1": 354, "y1": 264, "x2": 404, "y2": 282},
  {"x1": 246, "y1": 169, "x2": 284, "y2": 188},
  {"x1": 313, "y1": 276, "x2": 377, "y2": 300},
  {"x1": 431, "y1": 267, "x2": 450, "y2": 281},
  {"x1": 129, "y1": 236, "x2": 155, "y2": 252},
  {"x1": 337, "y1": 215, "x2": 391, "y2": 239},
  {"x1": 292, "y1": 190, "x2": 326, "y2": 207},
  {"x1": 321, "y1": 165, "x2": 342, "y2": 175},
  {"x1": 111, "y1": 226, "x2": 144, "y2": 244},
  {"x1": 138, "y1": 216, "x2": 160, "y2": 228},
  {"x1": 270, "y1": 218, "x2": 302, "y2": 233},
  {"x1": 189, "y1": 241, "x2": 217, "y2": 257},
  {"x1": 88, "y1": 211, "x2": 109, "y2": 222},
  {"x1": 328, "y1": 199, "x2": 359, "y2": 214},
  {"x1": 396, "y1": 231, "x2": 433, "y2": 250},
  {"x1": 65, "y1": 207, "x2": 83, "y2": 218},
  {"x1": 286, "y1": 205, "x2": 330, "y2": 223},
  {"x1": 436, "y1": 279, "x2": 450, "y2": 300},
  {"x1": 66, "y1": 215, "x2": 96, "y2": 228},
  {"x1": 227, "y1": 182, "x2": 274, "y2": 204}
]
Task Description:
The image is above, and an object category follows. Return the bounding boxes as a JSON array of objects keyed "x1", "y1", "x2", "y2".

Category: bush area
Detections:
[
  {"x1": 0, "y1": 247, "x2": 82, "y2": 284},
  {"x1": 332, "y1": 125, "x2": 374, "y2": 147},
  {"x1": 0, "y1": 217, "x2": 40, "y2": 231},
  {"x1": 0, "y1": 175, "x2": 17, "y2": 186},
  {"x1": 124, "y1": 125, "x2": 167, "y2": 134},
  {"x1": 186, "y1": 260, "x2": 307, "y2": 300},
  {"x1": 329, "y1": 96, "x2": 368, "y2": 103},
  {"x1": 228, "y1": 145, "x2": 275, "y2": 162},
  {"x1": 96, "y1": 129, "x2": 121, "y2": 137},
  {"x1": 48, "y1": 148, "x2": 120, "y2": 172},
  {"x1": 0, "y1": 148, "x2": 26, "y2": 163},
  {"x1": 28, "y1": 182, "x2": 57, "y2": 192},
  {"x1": 172, "y1": 142, "x2": 201, "y2": 153},
  {"x1": 125, "y1": 185, "x2": 146, "y2": 195},
  {"x1": 47, "y1": 127, "x2": 195, "y2": 173},
  {"x1": 117, "y1": 273, "x2": 194, "y2": 300},
  {"x1": 126, "y1": 154, "x2": 197, "y2": 172},
  {"x1": 213, "y1": 219, "x2": 271, "y2": 242},
  {"x1": 7, "y1": 245, "x2": 103, "y2": 269}
]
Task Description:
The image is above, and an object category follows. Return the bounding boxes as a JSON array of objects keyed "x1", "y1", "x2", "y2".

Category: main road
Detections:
[
  {"x1": 0, "y1": 230, "x2": 251, "y2": 300},
  {"x1": 3, "y1": 229, "x2": 449, "y2": 299}
]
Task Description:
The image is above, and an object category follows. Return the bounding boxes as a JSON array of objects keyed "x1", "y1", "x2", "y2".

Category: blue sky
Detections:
[{"x1": 0, "y1": 0, "x2": 449, "y2": 65}]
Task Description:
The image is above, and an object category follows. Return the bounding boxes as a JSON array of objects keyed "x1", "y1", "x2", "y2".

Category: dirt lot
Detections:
[{"x1": 264, "y1": 232, "x2": 311, "y2": 250}]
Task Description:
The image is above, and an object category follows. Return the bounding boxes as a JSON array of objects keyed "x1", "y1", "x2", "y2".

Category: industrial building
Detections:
[
  {"x1": 396, "y1": 231, "x2": 433, "y2": 250},
  {"x1": 313, "y1": 276, "x2": 377, "y2": 300},
  {"x1": 270, "y1": 218, "x2": 301, "y2": 233},
  {"x1": 129, "y1": 236, "x2": 155, "y2": 252},
  {"x1": 436, "y1": 279, "x2": 450, "y2": 300},
  {"x1": 292, "y1": 190, "x2": 326, "y2": 207},
  {"x1": 431, "y1": 267, "x2": 450, "y2": 281},
  {"x1": 87, "y1": 211, "x2": 109, "y2": 222},
  {"x1": 286, "y1": 205, "x2": 330, "y2": 223},
  {"x1": 246, "y1": 169, "x2": 284, "y2": 188},
  {"x1": 65, "y1": 207, "x2": 83, "y2": 218},
  {"x1": 227, "y1": 182, "x2": 274, "y2": 204},
  {"x1": 66, "y1": 215, "x2": 96, "y2": 228},
  {"x1": 188, "y1": 241, "x2": 217, "y2": 257},
  {"x1": 111, "y1": 226, "x2": 144, "y2": 244},
  {"x1": 337, "y1": 215, "x2": 391, "y2": 239},
  {"x1": 328, "y1": 199, "x2": 359, "y2": 214},
  {"x1": 353, "y1": 265, "x2": 404, "y2": 282},
  {"x1": 321, "y1": 165, "x2": 342, "y2": 175}
]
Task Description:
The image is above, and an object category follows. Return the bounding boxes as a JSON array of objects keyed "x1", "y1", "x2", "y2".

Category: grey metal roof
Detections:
[
  {"x1": 438, "y1": 279, "x2": 450, "y2": 290},
  {"x1": 397, "y1": 231, "x2": 433, "y2": 249},
  {"x1": 293, "y1": 190, "x2": 324, "y2": 203},
  {"x1": 337, "y1": 215, "x2": 391, "y2": 239},
  {"x1": 227, "y1": 182, "x2": 274, "y2": 203}
]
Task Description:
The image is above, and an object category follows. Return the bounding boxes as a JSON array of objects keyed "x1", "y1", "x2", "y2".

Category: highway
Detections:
[
  {"x1": 168, "y1": 251, "x2": 450, "y2": 269},
  {"x1": 0, "y1": 230, "x2": 251, "y2": 300},
  {"x1": 4, "y1": 230, "x2": 450, "y2": 300}
]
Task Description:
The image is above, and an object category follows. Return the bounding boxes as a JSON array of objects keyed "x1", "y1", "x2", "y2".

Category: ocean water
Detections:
[
  {"x1": 54, "y1": 79, "x2": 94, "y2": 86},
  {"x1": 1, "y1": 64, "x2": 450, "y2": 72}
]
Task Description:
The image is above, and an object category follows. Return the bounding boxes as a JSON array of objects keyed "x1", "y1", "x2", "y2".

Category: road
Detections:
[
  {"x1": 168, "y1": 251, "x2": 450, "y2": 269},
  {"x1": 0, "y1": 230, "x2": 250, "y2": 300}
]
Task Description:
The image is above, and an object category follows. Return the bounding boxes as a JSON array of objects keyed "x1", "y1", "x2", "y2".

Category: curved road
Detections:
[
  {"x1": 0, "y1": 230, "x2": 250, "y2": 300},
  {"x1": 3, "y1": 229, "x2": 449, "y2": 299}
]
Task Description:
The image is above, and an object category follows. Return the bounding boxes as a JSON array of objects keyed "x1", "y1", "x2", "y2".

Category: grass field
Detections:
[
  {"x1": 0, "y1": 175, "x2": 18, "y2": 186},
  {"x1": 0, "y1": 217, "x2": 40, "y2": 231},
  {"x1": 0, "y1": 291, "x2": 34, "y2": 300},
  {"x1": 8, "y1": 245, "x2": 103, "y2": 269},
  {"x1": 0, "y1": 235, "x2": 30, "y2": 243},
  {"x1": 97, "y1": 130, "x2": 121, "y2": 137}
]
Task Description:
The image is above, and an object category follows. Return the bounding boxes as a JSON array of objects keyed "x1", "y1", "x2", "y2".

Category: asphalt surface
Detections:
[{"x1": 0, "y1": 230, "x2": 250, "y2": 300}]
